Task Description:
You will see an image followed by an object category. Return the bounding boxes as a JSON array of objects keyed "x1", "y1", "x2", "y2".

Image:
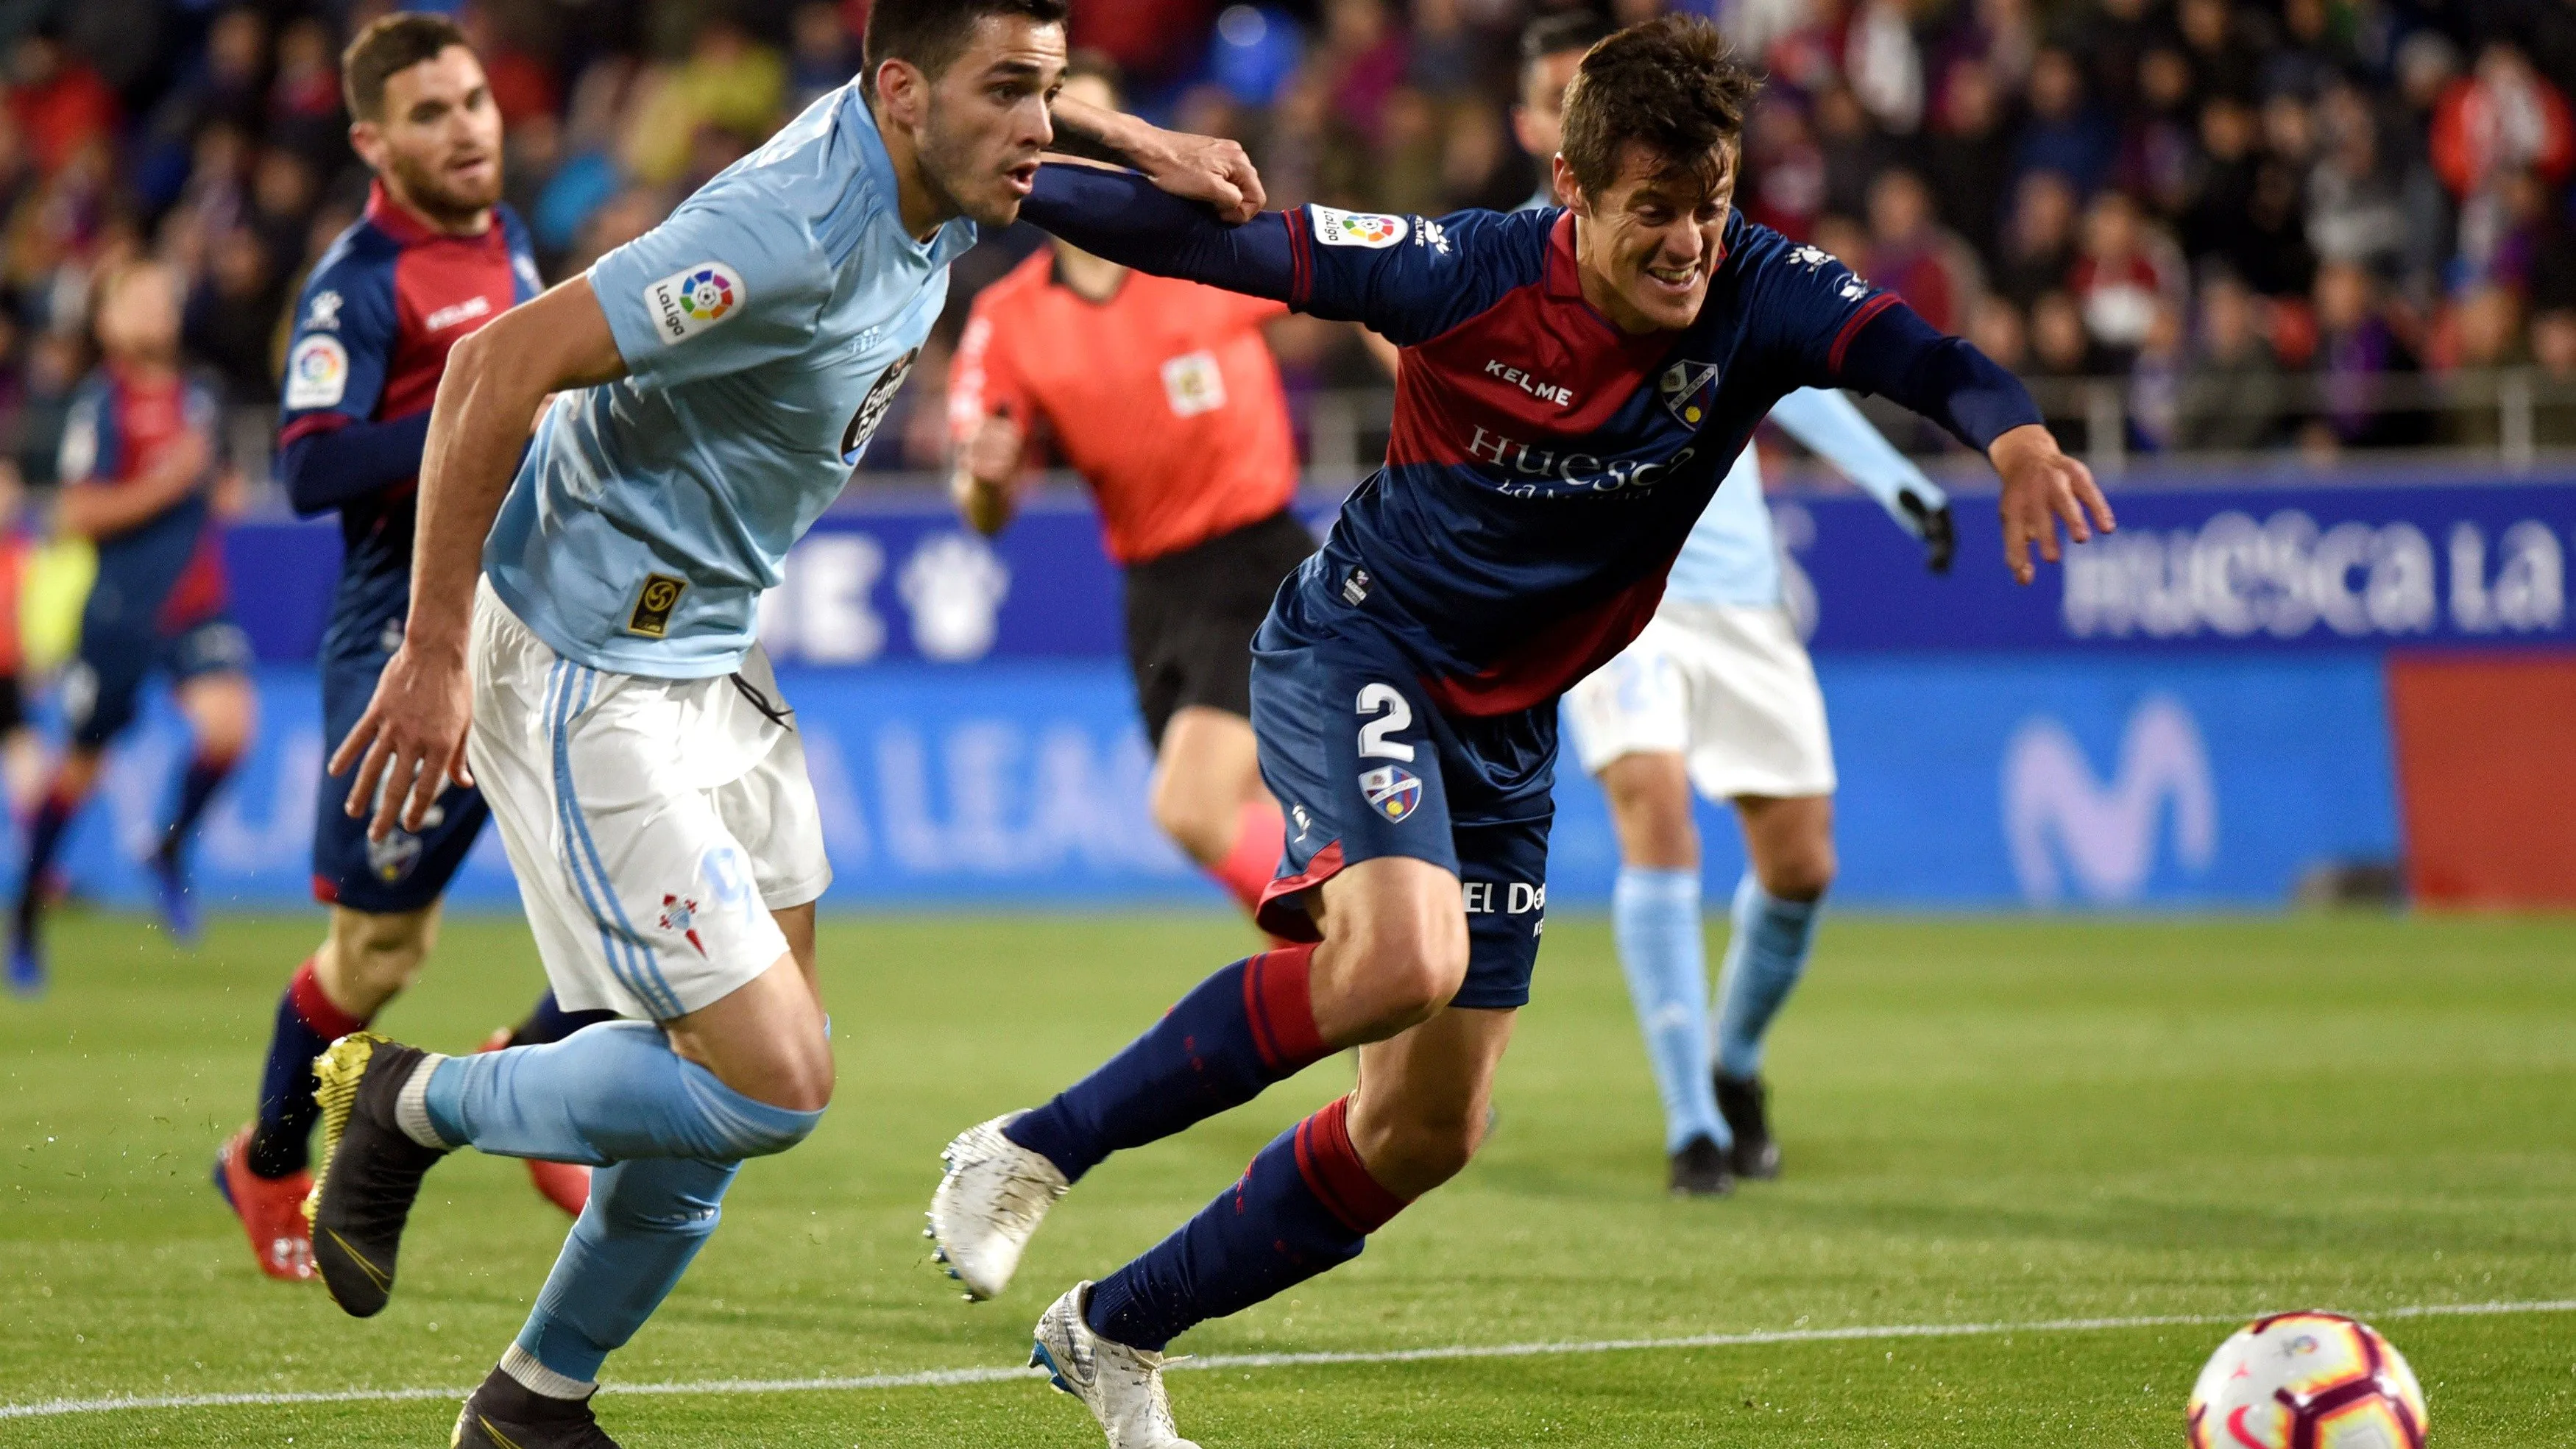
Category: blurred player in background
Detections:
[
  {"x1": 930, "y1": 20, "x2": 2107, "y2": 1446},
  {"x1": 212, "y1": 14, "x2": 603, "y2": 1286},
  {"x1": 301, "y1": 2, "x2": 1259, "y2": 1441},
  {"x1": 8, "y1": 259, "x2": 253, "y2": 996},
  {"x1": 1516, "y1": 11, "x2": 1962, "y2": 1198},
  {"x1": 950, "y1": 54, "x2": 1306, "y2": 928}
]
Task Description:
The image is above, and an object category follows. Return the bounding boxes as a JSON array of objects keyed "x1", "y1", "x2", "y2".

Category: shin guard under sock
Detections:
[{"x1": 1005, "y1": 945, "x2": 1326, "y2": 1183}]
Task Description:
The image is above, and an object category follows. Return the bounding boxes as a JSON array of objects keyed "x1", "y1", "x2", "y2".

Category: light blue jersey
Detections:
[
  {"x1": 486, "y1": 85, "x2": 974, "y2": 678},
  {"x1": 1665, "y1": 386, "x2": 1944, "y2": 606}
]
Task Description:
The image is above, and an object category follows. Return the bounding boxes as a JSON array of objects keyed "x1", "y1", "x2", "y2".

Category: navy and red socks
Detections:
[
  {"x1": 14, "y1": 787, "x2": 77, "y2": 939},
  {"x1": 247, "y1": 958, "x2": 367, "y2": 1179},
  {"x1": 1005, "y1": 945, "x2": 1331, "y2": 1183},
  {"x1": 1086, "y1": 1094, "x2": 1411, "y2": 1351},
  {"x1": 158, "y1": 751, "x2": 238, "y2": 869}
]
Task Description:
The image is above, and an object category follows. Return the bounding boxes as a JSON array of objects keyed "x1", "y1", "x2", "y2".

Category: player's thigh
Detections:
[
  {"x1": 1348, "y1": 1005, "x2": 1518, "y2": 1195},
  {"x1": 61, "y1": 626, "x2": 152, "y2": 751},
  {"x1": 662, "y1": 948, "x2": 832, "y2": 1111},
  {"x1": 166, "y1": 620, "x2": 257, "y2": 754},
  {"x1": 1668, "y1": 603, "x2": 1838, "y2": 801}
]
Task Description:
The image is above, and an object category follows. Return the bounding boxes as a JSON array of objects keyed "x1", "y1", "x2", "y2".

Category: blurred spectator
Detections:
[
  {"x1": 1920, "y1": 57, "x2": 2011, "y2": 263},
  {"x1": 1318, "y1": 0, "x2": 1409, "y2": 148},
  {"x1": 1814, "y1": 82, "x2": 1893, "y2": 221},
  {"x1": 1966, "y1": 291, "x2": 2028, "y2": 371},
  {"x1": 266, "y1": 18, "x2": 344, "y2": 168},
  {"x1": 1863, "y1": 169, "x2": 1970, "y2": 333},
  {"x1": 1995, "y1": 169, "x2": 2078, "y2": 308},
  {"x1": 1509, "y1": 11, "x2": 1609, "y2": 210},
  {"x1": 7, "y1": 35, "x2": 114, "y2": 177},
  {"x1": 2129, "y1": 298, "x2": 2185, "y2": 450},
  {"x1": 2307, "y1": 83, "x2": 2407, "y2": 277},
  {"x1": 2531, "y1": 306, "x2": 2576, "y2": 447},
  {"x1": 2445, "y1": 283, "x2": 2526, "y2": 448},
  {"x1": 2067, "y1": 188, "x2": 2182, "y2": 360},
  {"x1": 2310, "y1": 260, "x2": 2422, "y2": 450},
  {"x1": 2028, "y1": 288, "x2": 2103, "y2": 378},
  {"x1": 181, "y1": 226, "x2": 280, "y2": 405},
  {"x1": 2120, "y1": 46, "x2": 2196, "y2": 217},
  {"x1": 2430, "y1": 43, "x2": 2573, "y2": 203},
  {"x1": 788, "y1": 1, "x2": 856, "y2": 115},
  {"x1": 2013, "y1": 48, "x2": 2114, "y2": 191},
  {"x1": 623, "y1": 17, "x2": 783, "y2": 188},
  {"x1": 2175, "y1": 0, "x2": 2258, "y2": 104},
  {"x1": 1743, "y1": 94, "x2": 1825, "y2": 238},
  {"x1": 11, "y1": 328, "x2": 81, "y2": 487},
  {"x1": 2176, "y1": 268, "x2": 2287, "y2": 451},
  {"x1": 2065, "y1": 0, "x2": 2157, "y2": 118}
]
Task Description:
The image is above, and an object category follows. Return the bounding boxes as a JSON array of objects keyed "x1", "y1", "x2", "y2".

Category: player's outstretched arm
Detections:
[
  {"x1": 1019, "y1": 163, "x2": 1295, "y2": 300},
  {"x1": 1825, "y1": 305, "x2": 2112, "y2": 584},
  {"x1": 56, "y1": 428, "x2": 212, "y2": 540},
  {"x1": 328, "y1": 277, "x2": 627, "y2": 841},
  {"x1": 1766, "y1": 387, "x2": 1955, "y2": 573},
  {"x1": 1049, "y1": 93, "x2": 1263, "y2": 222},
  {"x1": 951, "y1": 410, "x2": 1026, "y2": 536}
]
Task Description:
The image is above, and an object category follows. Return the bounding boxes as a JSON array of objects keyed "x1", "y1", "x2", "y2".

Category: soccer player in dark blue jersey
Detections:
[
  {"x1": 10, "y1": 260, "x2": 253, "y2": 998},
  {"x1": 212, "y1": 15, "x2": 604, "y2": 1285},
  {"x1": 929, "y1": 18, "x2": 2113, "y2": 1447}
]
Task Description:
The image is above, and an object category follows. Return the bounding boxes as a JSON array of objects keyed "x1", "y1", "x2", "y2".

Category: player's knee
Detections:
[
  {"x1": 320, "y1": 907, "x2": 435, "y2": 1010},
  {"x1": 1147, "y1": 777, "x2": 1230, "y2": 866},
  {"x1": 1367, "y1": 1102, "x2": 1486, "y2": 1188},
  {"x1": 1347, "y1": 928, "x2": 1469, "y2": 1034},
  {"x1": 1758, "y1": 841, "x2": 1836, "y2": 902}
]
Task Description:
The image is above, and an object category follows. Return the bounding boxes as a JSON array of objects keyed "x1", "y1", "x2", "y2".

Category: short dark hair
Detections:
[
  {"x1": 1522, "y1": 11, "x2": 1615, "y2": 71},
  {"x1": 863, "y1": 0, "x2": 1071, "y2": 93},
  {"x1": 1560, "y1": 15, "x2": 1761, "y2": 201},
  {"x1": 342, "y1": 13, "x2": 472, "y2": 122}
]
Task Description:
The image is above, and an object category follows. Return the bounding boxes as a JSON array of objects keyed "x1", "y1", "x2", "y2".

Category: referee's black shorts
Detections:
[{"x1": 1123, "y1": 509, "x2": 1316, "y2": 750}]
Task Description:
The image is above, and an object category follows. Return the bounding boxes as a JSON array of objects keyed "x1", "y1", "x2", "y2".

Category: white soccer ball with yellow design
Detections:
[{"x1": 2186, "y1": 1311, "x2": 2426, "y2": 1448}]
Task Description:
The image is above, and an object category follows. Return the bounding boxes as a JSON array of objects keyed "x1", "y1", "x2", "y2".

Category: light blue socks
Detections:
[
  {"x1": 1713, "y1": 871, "x2": 1823, "y2": 1080},
  {"x1": 512, "y1": 1156, "x2": 742, "y2": 1386},
  {"x1": 417, "y1": 1020, "x2": 824, "y2": 1392},
  {"x1": 422, "y1": 1019, "x2": 821, "y2": 1163},
  {"x1": 1612, "y1": 867, "x2": 1727, "y2": 1153}
]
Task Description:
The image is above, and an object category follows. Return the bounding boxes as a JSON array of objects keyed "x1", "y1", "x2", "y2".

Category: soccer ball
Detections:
[{"x1": 2186, "y1": 1311, "x2": 2427, "y2": 1448}]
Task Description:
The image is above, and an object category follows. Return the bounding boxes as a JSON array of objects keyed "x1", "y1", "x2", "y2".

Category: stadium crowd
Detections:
[{"x1": 0, "y1": 0, "x2": 2569, "y2": 486}]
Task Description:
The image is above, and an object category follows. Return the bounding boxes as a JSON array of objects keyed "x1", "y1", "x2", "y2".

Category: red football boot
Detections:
[
  {"x1": 213, "y1": 1125, "x2": 316, "y2": 1281},
  {"x1": 480, "y1": 1028, "x2": 593, "y2": 1218}
]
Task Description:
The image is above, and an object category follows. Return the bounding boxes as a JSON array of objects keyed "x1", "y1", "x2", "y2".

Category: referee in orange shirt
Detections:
[{"x1": 949, "y1": 55, "x2": 1310, "y2": 924}]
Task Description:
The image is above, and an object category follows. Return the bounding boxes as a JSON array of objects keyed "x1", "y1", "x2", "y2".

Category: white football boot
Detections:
[
  {"x1": 926, "y1": 1112, "x2": 1068, "y2": 1300},
  {"x1": 1030, "y1": 1282, "x2": 1197, "y2": 1449}
]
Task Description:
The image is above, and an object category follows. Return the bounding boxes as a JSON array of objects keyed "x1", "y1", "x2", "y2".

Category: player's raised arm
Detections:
[
  {"x1": 326, "y1": 278, "x2": 625, "y2": 839},
  {"x1": 1050, "y1": 91, "x2": 1263, "y2": 222}
]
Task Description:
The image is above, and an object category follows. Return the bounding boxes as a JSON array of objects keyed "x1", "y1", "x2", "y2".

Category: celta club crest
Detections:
[
  {"x1": 1659, "y1": 360, "x2": 1722, "y2": 428},
  {"x1": 1358, "y1": 765, "x2": 1422, "y2": 822},
  {"x1": 659, "y1": 894, "x2": 707, "y2": 956}
]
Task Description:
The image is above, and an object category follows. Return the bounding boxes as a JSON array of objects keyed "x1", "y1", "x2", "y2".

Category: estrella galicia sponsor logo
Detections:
[
  {"x1": 1658, "y1": 359, "x2": 1721, "y2": 427},
  {"x1": 842, "y1": 348, "x2": 919, "y2": 463},
  {"x1": 1311, "y1": 205, "x2": 1407, "y2": 248},
  {"x1": 643, "y1": 261, "x2": 743, "y2": 344},
  {"x1": 626, "y1": 573, "x2": 689, "y2": 637},
  {"x1": 1358, "y1": 765, "x2": 1421, "y2": 822}
]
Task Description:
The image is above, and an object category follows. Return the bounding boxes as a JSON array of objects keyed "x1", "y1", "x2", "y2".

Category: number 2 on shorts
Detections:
[{"x1": 1356, "y1": 682, "x2": 1415, "y2": 761}]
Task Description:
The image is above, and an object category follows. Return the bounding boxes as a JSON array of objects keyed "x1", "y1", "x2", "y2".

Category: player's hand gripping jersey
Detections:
[{"x1": 1021, "y1": 164, "x2": 2037, "y2": 715}]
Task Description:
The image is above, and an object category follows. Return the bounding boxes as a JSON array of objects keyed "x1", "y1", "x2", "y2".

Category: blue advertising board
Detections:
[{"x1": 55, "y1": 467, "x2": 2561, "y2": 913}]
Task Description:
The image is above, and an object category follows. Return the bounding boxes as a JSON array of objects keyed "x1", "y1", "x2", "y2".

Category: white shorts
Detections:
[
  {"x1": 467, "y1": 578, "x2": 831, "y2": 1021},
  {"x1": 1563, "y1": 600, "x2": 1836, "y2": 801}
]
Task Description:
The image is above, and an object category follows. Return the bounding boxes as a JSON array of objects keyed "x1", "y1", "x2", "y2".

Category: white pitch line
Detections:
[{"x1": 5, "y1": 1298, "x2": 2570, "y2": 1421}]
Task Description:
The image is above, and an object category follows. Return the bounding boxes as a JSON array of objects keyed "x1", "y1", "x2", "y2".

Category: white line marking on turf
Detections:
[{"x1": 5, "y1": 1298, "x2": 2569, "y2": 1420}]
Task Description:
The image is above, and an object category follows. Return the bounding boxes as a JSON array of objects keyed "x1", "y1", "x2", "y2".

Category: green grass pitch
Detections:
[{"x1": 2, "y1": 910, "x2": 2571, "y2": 1445}]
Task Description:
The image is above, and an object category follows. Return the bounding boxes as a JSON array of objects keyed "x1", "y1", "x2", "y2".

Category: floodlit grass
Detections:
[{"x1": 2, "y1": 911, "x2": 2569, "y2": 1445}]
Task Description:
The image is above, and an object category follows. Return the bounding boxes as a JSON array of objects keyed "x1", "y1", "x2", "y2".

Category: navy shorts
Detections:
[
  {"x1": 1249, "y1": 623, "x2": 1554, "y2": 1011},
  {"x1": 66, "y1": 614, "x2": 252, "y2": 748},
  {"x1": 311, "y1": 621, "x2": 489, "y2": 913}
]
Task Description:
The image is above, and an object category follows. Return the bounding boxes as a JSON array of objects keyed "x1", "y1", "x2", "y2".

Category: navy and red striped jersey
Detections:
[
  {"x1": 58, "y1": 365, "x2": 227, "y2": 635},
  {"x1": 277, "y1": 181, "x2": 539, "y2": 612},
  {"x1": 1278, "y1": 205, "x2": 1919, "y2": 716}
]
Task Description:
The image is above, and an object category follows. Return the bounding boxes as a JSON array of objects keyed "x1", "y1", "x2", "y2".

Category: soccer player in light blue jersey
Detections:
[
  {"x1": 1512, "y1": 13, "x2": 1960, "y2": 1197},
  {"x1": 298, "y1": 1, "x2": 1262, "y2": 1442}
]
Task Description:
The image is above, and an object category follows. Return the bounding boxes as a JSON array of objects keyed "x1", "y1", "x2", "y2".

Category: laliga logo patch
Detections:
[
  {"x1": 1659, "y1": 359, "x2": 1721, "y2": 428},
  {"x1": 284, "y1": 335, "x2": 349, "y2": 408},
  {"x1": 1359, "y1": 765, "x2": 1422, "y2": 823},
  {"x1": 645, "y1": 261, "x2": 744, "y2": 344},
  {"x1": 1312, "y1": 205, "x2": 1408, "y2": 249}
]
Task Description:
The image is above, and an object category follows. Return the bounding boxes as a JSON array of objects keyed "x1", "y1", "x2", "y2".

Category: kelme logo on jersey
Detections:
[
  {"x1": 626, "y1": 573, "x2": 689, "y2": 637},
  {"x1": 1312, "y1": 206, "x2": 1407, "y2": 249},
  {"x1": 1658, "y1": 360, "x2": 1721, "y2": 428},
  {"x1": 1358, "y1": 765, "x2": 1422, "y2": 822},
  {"x1": 644, "y1": 261, "x2": 744, "y2": 344},
  {"x1": 284, "y1": 335, "x2": 349, "y2": 408}
]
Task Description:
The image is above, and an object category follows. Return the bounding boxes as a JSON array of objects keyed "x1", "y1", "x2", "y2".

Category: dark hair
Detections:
[
  {"x1": 863, "y1": 0, "x2": 1071, "y2": 92},
  {"x1": 1521, "y1": 11, "x2": 1615, "y2": 70},
  {"x1": 342, "y1": 13, "x2": 472, "y2": 122},
  {"x1": 1560, "y1": 15, "x2": 1761, "y2": 201}
]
